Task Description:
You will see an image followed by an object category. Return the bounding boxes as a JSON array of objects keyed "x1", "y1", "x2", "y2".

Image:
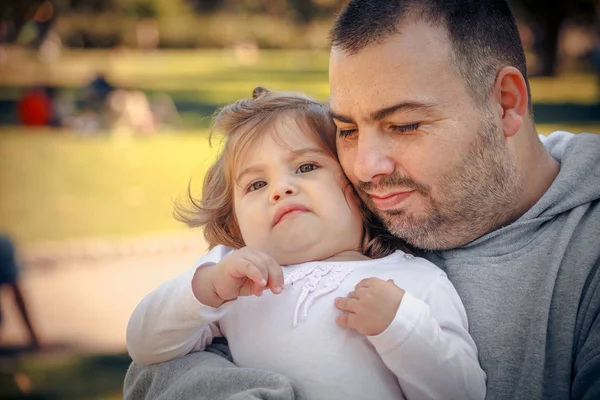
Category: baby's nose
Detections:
[{"x1": 273, "y1": 188, "x2": 294, "y2": 201}]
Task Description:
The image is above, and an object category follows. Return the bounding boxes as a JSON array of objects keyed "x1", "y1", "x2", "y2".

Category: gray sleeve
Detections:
[
  {"x1": 572, "y1": 259, "x2": 600, "y2": 400},
  {"x1": 124, "y1": 340, "x2": 307, "y2": 400}
]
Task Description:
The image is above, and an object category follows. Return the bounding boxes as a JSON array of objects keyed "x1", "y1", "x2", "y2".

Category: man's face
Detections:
[{"x1": 329, "y1": 21, "x2": 521, "y2": 250}]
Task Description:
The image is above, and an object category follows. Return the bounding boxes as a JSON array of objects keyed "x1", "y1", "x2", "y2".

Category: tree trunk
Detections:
[{"x1": 531, "y1": 0, "x2": 568, "y2": 77}]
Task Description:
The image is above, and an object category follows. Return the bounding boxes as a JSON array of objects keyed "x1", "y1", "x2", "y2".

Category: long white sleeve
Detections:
[
  {"x1": 126, "y1": 245, "x2": 233, "y2": 366},
  {"x1": 368, "y1": 274, "x2": 486, "y2": 400}
]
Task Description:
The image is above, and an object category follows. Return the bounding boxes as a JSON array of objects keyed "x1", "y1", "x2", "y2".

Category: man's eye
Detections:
[
  {"x1": 338, "y1": 128, "x2": 358, "y2": 139},
  {"x1": 391, "y1": 123, "x2": 420, "y2": 134},
  {"x1": 248, "y1": 181, "x2": 267, "y2": 192},
  {"x1": 296, "y1": 163, "x2": 318, "y2": 174}
]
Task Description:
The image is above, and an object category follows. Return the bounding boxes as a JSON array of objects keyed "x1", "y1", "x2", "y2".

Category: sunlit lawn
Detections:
[
  {"x1": 0, "y1": 353, "x2": 130, "y2": 399},
  {"x1": 0, "y1": 130, "x2": 217, "y2": 245},
  {"x1": 0, "y1": 49, "x2": 598, "y2": 245}
]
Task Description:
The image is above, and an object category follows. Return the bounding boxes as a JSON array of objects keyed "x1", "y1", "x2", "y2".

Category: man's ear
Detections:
[{"x1": 493, "y1": 66, "x2": 529, "y2": 138}]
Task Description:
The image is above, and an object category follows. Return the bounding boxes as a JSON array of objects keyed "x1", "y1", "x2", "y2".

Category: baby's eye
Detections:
[
  {"x1": 296, "y1": 163, "x2": 318, "y2": 174},
  {"x1": 248, "y1": 181, "x2": 267, "y2": 192}
]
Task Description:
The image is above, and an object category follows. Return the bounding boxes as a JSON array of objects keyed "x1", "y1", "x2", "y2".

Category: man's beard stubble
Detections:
[{"x1": 357, "y1": 116, "x2": 522, "y2": 250}]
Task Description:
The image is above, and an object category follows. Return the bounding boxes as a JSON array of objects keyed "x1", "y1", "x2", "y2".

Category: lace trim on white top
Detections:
[{"x1": 284, "y1": 264, "x2": 357, "y2": 327}]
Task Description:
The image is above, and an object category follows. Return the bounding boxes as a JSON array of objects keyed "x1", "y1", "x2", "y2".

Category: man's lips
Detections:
[
  {"x1": 367, "y1": 190, "x2": 415, "y2": 211},
  {"x1": 272, "y1": 204, "x2": 310, "y2": 226}
]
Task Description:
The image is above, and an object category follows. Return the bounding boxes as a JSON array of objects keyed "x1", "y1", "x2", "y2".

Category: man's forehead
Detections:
[
  {"x1": 328, "y1": 49, "x2": 359, "y2": 111},
  {"x1": 329, "y1": 21, "x2": 451, "y2": 73},
  {"x1": 329, "y1": 46, "x2": 348, "y2": 63},
  {"x1": 329, "y1": 23, "x2": 456, "y2": 120},
  {"x1": 330, "y1": 17, "x2": 449, "y2": 55}
]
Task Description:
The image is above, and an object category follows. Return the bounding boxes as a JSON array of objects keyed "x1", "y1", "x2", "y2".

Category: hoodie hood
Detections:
[
  {"x1": 529, "y1": 131, "x2": 600, "y2": 218},
  {"x1": 433, "y1": 131, "x2": 600, "y2": 258}
]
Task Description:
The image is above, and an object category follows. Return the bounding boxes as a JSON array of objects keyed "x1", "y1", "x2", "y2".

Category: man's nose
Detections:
[{"x1": 353, "y1": 131, "x2": 396, "y2": 183}]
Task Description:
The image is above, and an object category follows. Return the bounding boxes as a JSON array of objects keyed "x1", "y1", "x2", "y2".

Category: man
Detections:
[
  {"x1": 327, "y1": 1, "x2": 599, "y2": 399},
  {"x1": 125, "y1": 1, "x2": 599, "y2": 399}
]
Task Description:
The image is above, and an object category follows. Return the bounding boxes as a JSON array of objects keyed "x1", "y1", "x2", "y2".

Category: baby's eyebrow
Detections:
[
  {"x1": 286, "y1": 147, "x2": 329, "y2": 162},
  {"x1": 236, "y1": 147, "x2": 330, "y2": 183},
  {"x1": 236, "y1": 165, "x2": 264, "y2": 184}
]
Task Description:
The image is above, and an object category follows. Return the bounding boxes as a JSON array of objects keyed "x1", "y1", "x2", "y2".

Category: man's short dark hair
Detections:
[{"x1": 330, "y1": 0, "x2": 531, "y2": 110}]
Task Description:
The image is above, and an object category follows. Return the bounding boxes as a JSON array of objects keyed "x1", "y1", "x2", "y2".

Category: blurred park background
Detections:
[{"x1": 0, "y1": 0, "x2": 599, "y2": 398}]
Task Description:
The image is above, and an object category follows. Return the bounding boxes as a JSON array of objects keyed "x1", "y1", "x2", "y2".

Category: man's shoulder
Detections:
[{"x1": 375, "y1": 250, "x2": 447, "y2": 282}]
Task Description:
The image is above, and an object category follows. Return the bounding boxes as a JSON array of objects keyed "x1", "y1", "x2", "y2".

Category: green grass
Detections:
[
  {"x1": 0, "y1": 130, "x2": 216, "y2": 245},
  {"x1": 0, "y1": 353, "x2": 130, "y2": 399}
]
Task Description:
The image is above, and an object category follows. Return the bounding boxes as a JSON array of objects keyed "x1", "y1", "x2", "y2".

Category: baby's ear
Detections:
[{"x1": 252, "y1": 86, "x2": 270, "y2": 100}]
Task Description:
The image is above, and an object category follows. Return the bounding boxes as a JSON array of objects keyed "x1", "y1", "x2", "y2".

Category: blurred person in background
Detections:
[
  {"x1": 68, "y1": 73, "x2": 116, "y2": 134},
  {"x1": 106, "y1": 88, "x2": 156, "y2": 136},
  {"x1": 17, "y1": 87, "x2": 51, "y2": 126},
  {"x1": 0, "y1": 235, "x2": 40, "y2": 350}
]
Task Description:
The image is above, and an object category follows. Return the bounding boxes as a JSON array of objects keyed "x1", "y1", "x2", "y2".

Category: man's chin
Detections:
[
  {"x1": 377, "y1": 208, "x2": 420, "y2": 230},
  {"x1": 378, "y1": 211, "x2": 448, "y2": 250}
]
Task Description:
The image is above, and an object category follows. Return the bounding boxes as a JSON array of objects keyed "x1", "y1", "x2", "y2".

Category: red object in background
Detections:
[{"x1": 18, "y1": 89, "x2": 51, "y2": 126}]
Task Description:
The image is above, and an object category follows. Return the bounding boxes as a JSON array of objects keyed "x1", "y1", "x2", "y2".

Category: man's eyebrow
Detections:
[
  {"x1": 370, "y1": 101, "x2": 437, "y2": 122},
  {"x1": 329, "y1": 111, "x2": 354, "y2": 124},
  {"x1": 329, "y1": 101, "x2": 436, "y2": 124}
]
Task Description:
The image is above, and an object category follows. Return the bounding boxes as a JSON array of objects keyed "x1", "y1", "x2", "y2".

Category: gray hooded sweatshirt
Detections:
[{"x1": 424, "y1": 131, "x2": 600, "y2": 400}]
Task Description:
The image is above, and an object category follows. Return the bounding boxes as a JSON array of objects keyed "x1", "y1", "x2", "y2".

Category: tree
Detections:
[{"x1": 511, "y1": 0, "x2": 599, "y2": 76}]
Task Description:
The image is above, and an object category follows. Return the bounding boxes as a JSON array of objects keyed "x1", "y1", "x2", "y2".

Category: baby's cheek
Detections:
[
  {"x1": 236, "y1": 213, "x2": 258, "y2": 244},
  {"x1": 341, "y1": 185, "x2": 364, "y2": 217}
]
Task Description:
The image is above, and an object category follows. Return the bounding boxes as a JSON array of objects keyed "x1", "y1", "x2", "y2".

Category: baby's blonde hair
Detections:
[{"x1": 175, "y1": 87, "x2": 406, "y2": 258}]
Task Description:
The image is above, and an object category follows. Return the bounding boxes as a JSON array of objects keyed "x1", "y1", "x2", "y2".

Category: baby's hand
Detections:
[
  {"x1": 334, "y1": 278, "x2": 405, "y2": 336},
  {"x1": 192, "y1": 247, "x2": 284, "y2": 308}
]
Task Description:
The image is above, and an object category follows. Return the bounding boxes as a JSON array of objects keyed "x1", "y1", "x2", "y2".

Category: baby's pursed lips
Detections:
[{"x1": 272, "y1": 203, "x2": 310, "y2": 226}]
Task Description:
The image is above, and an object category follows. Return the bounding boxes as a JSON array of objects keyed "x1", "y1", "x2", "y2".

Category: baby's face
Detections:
[{"x1": 232, "y1": 117, "x2": 364, "y2": 265}]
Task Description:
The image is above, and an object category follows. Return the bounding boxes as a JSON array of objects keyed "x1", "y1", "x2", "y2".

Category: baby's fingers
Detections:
[
  {"x1": 244, "y1": 250, "x2": 283, "y2": 294},
  {"x1": 265, "y1": 259, "x2": 284, "y2": 294},
  {"x1": 334, "y1": 297, "x2": 359, "y2": 313},
  {"x1": 336, "y1": 313, "x2": 358, "y2": 330},
  {"x1": 243, "y1": 251, "x2": 280, "y2": 293},
  {"x1": 234, "y1": 261, "x2": 267, "y2": 294}
]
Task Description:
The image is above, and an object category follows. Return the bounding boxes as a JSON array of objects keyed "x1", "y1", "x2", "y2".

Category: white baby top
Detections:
[{"x1": 127, "y1": 246, "x2": 486, "y2": 400}]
